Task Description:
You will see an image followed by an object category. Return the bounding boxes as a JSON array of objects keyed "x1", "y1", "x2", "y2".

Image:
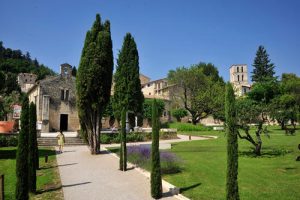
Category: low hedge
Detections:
[
  {"x1": 169, "y1": 122, "x2": 213, "y2": 132},
  {"x1": 0, "y1": 135, "x2": 18, "y2": 147},
  {"x1": 100, "y1": 131, "x2": 177, "y2": 144}
]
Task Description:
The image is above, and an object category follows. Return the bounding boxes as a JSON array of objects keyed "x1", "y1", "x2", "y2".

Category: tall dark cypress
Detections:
[
  {"x1": 28, "y1": 102, "x2": 37, "y2": 193},
  {"x1": 252, "y1": 45, "x2": 275, "y2": 82},
  {"x1": 225, "y1": 83, "x2": 239, "y2": 200},
  {"x1": 119, "y1": 108, "x2": 127, "y2": 171},
  {"x1": 76, "y1": 14, "x2": 114, "y2": 154},
  {"x1": 16, "y1": 96, "x2": 29, "y2": 200},
  {"x1": 150, "y1": 99, "x2": 162, "y2": 199},
  {"x1": 112, "y1": 33, "x2": 144, "y2": 126}
]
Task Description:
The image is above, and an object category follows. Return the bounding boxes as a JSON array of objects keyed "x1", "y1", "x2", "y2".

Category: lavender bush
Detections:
[{"x1": 127, "y1": 145, "x2": 182, "y2": 174}]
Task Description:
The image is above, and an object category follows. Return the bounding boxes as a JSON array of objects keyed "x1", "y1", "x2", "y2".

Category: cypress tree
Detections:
[
  {"x1": 112, "y1": 33, "x2": 144, "y2": 126},
  {"x1": 252, "y1": 45, "x2": 275, "y2": 82},
  {"x1": 119, "y1": 108, "x2": 127, "y2": 171},
  {"x1": 28, "y1": 102, "x2": 37, "y2": 193},
  {"x1": 76, "y1": 14, "x2": 114, "y2": 154},
  {"x1": 16, "y1": 96, "x2": 29, "y2": 200},
  {"x1": 225, "y1": 83, "x2": 239, "y2": 200},
  {"x1": 150, "y1": 99, "x2": 162, "y2": 199}
]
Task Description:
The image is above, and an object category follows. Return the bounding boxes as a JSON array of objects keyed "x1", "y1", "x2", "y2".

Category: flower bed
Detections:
[{"x1": 126, "y1": 145, "x2": 182, "y2": 174}]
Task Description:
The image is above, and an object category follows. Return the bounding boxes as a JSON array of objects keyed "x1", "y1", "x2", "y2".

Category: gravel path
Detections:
[{"x1": 56, "y1": 135, "x2": 215, "y2": 200}]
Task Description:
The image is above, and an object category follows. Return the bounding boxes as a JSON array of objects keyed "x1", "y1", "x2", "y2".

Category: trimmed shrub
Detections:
[
  {"x1": 172, "y1": 108, "x2": 188, "y2": 122},
  {"x1": 225, "y1": 83, "x2": 239, "y2": 200},
  {"x1": 0, "y1": 136, "x2": 18, "y2": 147},
  {"x1": 0, "y1": 135, "x2": 8, "y2": 147},
  {"x1": 7, "y1": 136, "x2": 18, "y2": 146},
  {"x1": 16, "y1": 96, "x2": 29, "y2": 200},
  {"x1": 151, "y1": 99, "x2": 162, "y2": 199},
  {"x1": 159, "y1": 131, "x2": 177, "y2": 140},
  {"x1": 28, "y1": 102, "x2": 37, "y2": 193}
]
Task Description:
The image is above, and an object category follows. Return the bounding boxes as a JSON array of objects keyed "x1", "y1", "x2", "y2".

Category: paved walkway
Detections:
[{"x1": 56, "y1": 135, "x2": 215, "y2": 200}]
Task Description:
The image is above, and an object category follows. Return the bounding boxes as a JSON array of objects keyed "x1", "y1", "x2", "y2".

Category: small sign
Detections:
[{"x1": 13, "y1": 105, "x2": 22, "y2": 119}]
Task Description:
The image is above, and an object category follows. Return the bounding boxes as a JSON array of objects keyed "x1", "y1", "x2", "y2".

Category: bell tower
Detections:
[
  {"x1": 230, "y1": 64, "x2": 249, "y2": 85},
  {"x1": 60, "y1": 63, "x2": 72, "y2": 78}
]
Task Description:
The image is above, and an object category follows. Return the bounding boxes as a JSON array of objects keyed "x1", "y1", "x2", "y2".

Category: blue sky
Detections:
[{"x1": 1, "y1": 0, "x2": 299, "y2": 81}]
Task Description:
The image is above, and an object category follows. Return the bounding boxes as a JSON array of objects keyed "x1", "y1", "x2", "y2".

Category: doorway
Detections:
[{"x1": 60, "y1": 114, "x2": 68, "y2": 131}]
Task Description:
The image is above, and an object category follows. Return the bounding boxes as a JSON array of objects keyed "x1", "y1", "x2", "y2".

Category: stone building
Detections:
[
  {"x1": 230, "y1": 64, "x2": 251, "y2": 96},
  {"x1": 17, "y1": 73, "x2": 37, "y2": 93},
  {"x1": 141, "y1": 77, "x2": 172, "y2": 122},
  {"x1": 28, "y1": 63, "x2": 79, "y2": 133}
]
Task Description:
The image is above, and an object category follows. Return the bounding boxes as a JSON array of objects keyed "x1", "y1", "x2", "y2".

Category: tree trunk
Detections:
[
  {"x1": 254, "y1": 123, "x2": 263, "y2": 156},
  {"x1": 280, "y1": 121, "x2": 285, "y2": 130},
  {"x1": 255, "y1": 143, "x2": 262, "y2": 156},
  {"x1": 91, "y1": 133, "x2": 97, "y2": 155},
  {"x1": 192, "y1": 115, "x2": 197, "y2": 125},
  {"x1": 291, "y1": 119, "x2": 296, "y2": 130}
]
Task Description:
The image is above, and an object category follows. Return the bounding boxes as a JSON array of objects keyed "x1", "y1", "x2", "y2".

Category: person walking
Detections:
[{"x1": 57, "y1": 130, "x2": 65, "y2": 153}]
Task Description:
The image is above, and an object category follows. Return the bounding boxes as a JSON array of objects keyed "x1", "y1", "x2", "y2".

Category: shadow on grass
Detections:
[
  {"x1": 180, "y1": 183, "x2": 202, "y2": 193},
  {"x1": 36, "y1": 185, "x2": 62, "y2": 194},
  {"x1": 38, "y1": 149, "x2": 57, "y2": 157},
  {"x1": 284, "y1": 167, "x2": 296, "y2": 170},
  {"x1": 0, "y1": 148, "x2": 56, "y2": 160},
  {"x1": 40, "y1": 162, "x2": 78, "y2": 170},
  {"x1": 239, "y1": 148, "x2": 293, "y2": 158},
  {"x1": 0, "y1": 149, "x2": 16, "y2": 159},
  {"x1": 36, "y1": 182, "x2": 91, "y2": 194}
]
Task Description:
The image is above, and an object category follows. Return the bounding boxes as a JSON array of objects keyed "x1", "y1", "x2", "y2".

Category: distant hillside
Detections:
[{"x1": 0, "y1": 41, "x2": 56, "y2": 80}]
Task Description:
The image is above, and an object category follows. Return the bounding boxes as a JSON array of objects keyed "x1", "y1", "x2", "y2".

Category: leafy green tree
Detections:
[
  {"x1": 0, "y1": 91, "x2": 22, "y2": 120},
  {"x1": 119, "y1": 109, "x2": 127, "y2": 171},
  {"x1": 112, "y1": 33, "x2": 144, "y2": 127},
  {"x1": 171, "y1": 108, "x2": 188, "y2": 122},
  {"x1": 143, "y1": 99, "x2": 165, "y2": 125},
  {"x1": 251, "y1": 45, "x2": 275, "y2": 82},
  {"x1": 168, "y1": 63, "x2": 225, "y2": 124},
  {"x1": 239, "y1": 78, "x2": 280, "y2": 155},
  {"x1": 270, "y1": 73, "x2": 300, "y2": 129},
  {"x1": 28, "y1": 102, "x2": 37, "y2": 193},
  {"x1": 0, "y1": 71, "x2": 5, "y2": 92},
  {"x1": 225, "y1": 83, "x2": 239, "y2": 200},
  {"x1": 269, "y1": 94, "x2": 297, "y2": 129},
  {"x1": 150, "y1": 99, "x2": 162, "y2": 199},
  {"x1": 235, "y1": 98, "x2": 267, "y2": 156},
  {"x1": 16, "y1": 96, "x2": 29, "y2": 200},
  {"x1": 2, "y1": 72, "x2": 21, "y2": 95},
  {"x1": 76, "y1": 14, "x2": 113, "y2": 154},
  {"x1": 0, "y1": 42, "x2": 55, "y2": 80}
]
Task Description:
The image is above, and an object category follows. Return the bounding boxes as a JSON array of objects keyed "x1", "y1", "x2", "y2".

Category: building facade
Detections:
[
  {"x1": 17, "y1": 73, "x2": 37, "y2": 93},
  {"x1": 28, "y1": 63, "x2": 79, "y2": 132},
  {"x1": 230, "y1": 64, "x2": 251, "y2": 96}
]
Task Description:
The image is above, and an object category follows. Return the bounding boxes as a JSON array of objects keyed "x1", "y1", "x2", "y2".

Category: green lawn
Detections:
[
  {"x1": 0, "y1": 147, "x2": 63, "y2": 200},
  {"x1": 164, "y1": 126, "x2": 300, "y2": 200}
]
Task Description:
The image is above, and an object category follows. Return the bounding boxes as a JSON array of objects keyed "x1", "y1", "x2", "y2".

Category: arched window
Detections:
[
  {"x1": 237, "y1": 67, "x2": 239, "y2": 72},
  {"x1": 242, "y1": 75, "x2": 244, "y2": 81},
  {"x1": 241, "y1": 67, "x2": 243, "y2": 72},
  {"x1": 237, "y1": 75, "x2": 240, "y2": 82}
]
